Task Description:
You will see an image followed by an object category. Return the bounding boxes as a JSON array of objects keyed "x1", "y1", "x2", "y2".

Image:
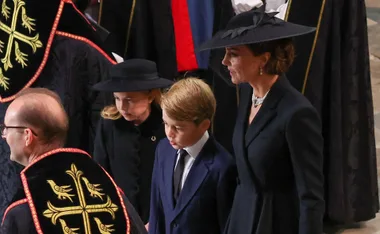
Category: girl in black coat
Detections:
[
  {"x1": 198, "y1": 7, "x2": 325, "y2": 234},
  {"x1": 92, "y1": 59, "x2": 173, "y2": 224}
]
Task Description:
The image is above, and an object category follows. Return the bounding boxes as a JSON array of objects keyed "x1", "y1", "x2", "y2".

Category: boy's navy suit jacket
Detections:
[{"x1": 149, "y1": 136, "x2": 237, "y2": 234}]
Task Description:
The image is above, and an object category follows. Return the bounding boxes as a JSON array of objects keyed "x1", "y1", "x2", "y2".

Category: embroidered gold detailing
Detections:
[
  {"x1": 94, "y1": 217, "x2": 115, "y2": 234},
  {"x1": 43, "y1": 164, "x2": 119, "y2": 234},
  {"x1": 59, "y1": 219, "x2": 80, "y2": 234},
  {"x1": 0, "y1": 0, "x2": 43, "y2": 90},
  {"x1": 82, "y1": 177, "x2": 105, "y2": 200},
  {"x1": 0, "y1": 40, "x2": 4, "y2": 52},
  {"x1": 14, "y1": 41, "x2": 27, "y2": 67},
  {"x1": 47, "y1": 180, "x2": 75, "y2": 203},
  {"x1": 20, "y1": 7, "x2": 35, "y2": 33},
  {"x1": 1, "y1": 1, "x2": 10, "y2": 20},
  {"x1": 0, "y1": 68, "x2": 9, "y2": 90}
]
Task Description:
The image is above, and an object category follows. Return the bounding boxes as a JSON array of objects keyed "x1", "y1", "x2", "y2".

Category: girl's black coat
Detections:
[{"x1": 93, "y1": 105, "x2": 165, "y2": 223}]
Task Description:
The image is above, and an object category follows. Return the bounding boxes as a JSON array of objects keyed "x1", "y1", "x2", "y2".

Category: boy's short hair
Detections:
[{"x1": 161, "y1": 77, "x2": 216, "y2": 125}]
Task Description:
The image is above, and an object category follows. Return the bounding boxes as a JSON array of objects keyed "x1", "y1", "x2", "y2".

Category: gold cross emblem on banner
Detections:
[
  {"x1": 43, "y1": 164, "x2": 119, "y2": 234},
  {"x1": 0, "y1": 0, "x2": 43, "y2": 90}
]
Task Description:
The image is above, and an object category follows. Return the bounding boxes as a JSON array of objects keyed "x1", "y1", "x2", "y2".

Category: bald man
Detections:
[
  {"x1": 2, "y1": 89, "x2": 68, "y2": 167},
  {"x1": 1, "y1": 88, "x2": 147, "y2": 234}
]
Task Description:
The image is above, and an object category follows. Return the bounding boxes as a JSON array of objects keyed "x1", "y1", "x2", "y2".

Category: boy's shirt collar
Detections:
[{"x1": 182, "y1": 131, "x2": 209, "y2": 159}]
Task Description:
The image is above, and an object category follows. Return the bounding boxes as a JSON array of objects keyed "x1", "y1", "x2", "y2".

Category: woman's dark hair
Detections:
[{"x1": 247, "y1": 38, "x2": 295, "y2": 75}]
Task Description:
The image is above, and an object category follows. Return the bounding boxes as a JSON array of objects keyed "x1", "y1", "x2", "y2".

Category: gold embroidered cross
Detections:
[
  {"x1": 0, "y1": 0, "x2": 43, "y2": 90},
  {"x1": 43, "y1": 164, "x2": 118, "y2": 234}
]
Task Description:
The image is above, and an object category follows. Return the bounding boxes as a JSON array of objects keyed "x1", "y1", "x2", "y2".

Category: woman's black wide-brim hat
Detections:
[
  {"x1": 197, "y1": 6, "x2": 316, "y2": 51},
  {"x1": 93, "y1": 59, "x2": 174, "y2": 92}
]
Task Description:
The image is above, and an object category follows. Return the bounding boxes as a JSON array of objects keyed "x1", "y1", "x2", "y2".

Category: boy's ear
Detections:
[{"x1": 199, "y1": 119, "x2": 211, "y2": 132}]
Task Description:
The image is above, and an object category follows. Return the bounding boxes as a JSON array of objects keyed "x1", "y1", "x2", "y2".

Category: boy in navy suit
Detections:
[{"x1": 149, "y1": 78, "x2": 237, "y2": 234}]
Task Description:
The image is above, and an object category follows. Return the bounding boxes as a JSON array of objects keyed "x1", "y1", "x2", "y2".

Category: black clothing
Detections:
[
  {"x1": 1, "y1": 149, "x2": 147, "y2": 234},
  {"x1": 0, "y1": 36, "x2": 112, "y2": 219},
  {"x1": 1, "y1": 195, "x2": 147, "y2": 234},
  {"x1": 287, "y1": 0, "x2": 379, "y2": 223},
  {"x1": 0, "y1": 0, "x2": 114, "y2": 220},
  {"x1": 225, "y1": 76, "x2": 325, "y2": 234},
  {"x1": 98, "y1": 0, "x2": 237, "y2": 154},
  {"x1": 94, "y1": 105, "x2": 165, "y2": 223}
]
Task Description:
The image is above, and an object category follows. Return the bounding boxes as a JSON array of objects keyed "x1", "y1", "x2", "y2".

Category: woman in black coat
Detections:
[
  {"x1": 92, "y1": 59, "x2": 173, "y2": 224},
  {"x1": 198, "y1": 7, "x2": 325, "y2": 234}
]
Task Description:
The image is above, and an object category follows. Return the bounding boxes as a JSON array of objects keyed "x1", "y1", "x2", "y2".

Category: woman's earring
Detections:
[{"x1": 259, "y1": 67, "x2": 263, "y2": 76}]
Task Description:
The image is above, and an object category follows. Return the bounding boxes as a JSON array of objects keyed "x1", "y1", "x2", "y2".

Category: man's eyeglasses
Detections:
[{"x1": 0, "y1": 124, "x2": 38, "y2": 136}]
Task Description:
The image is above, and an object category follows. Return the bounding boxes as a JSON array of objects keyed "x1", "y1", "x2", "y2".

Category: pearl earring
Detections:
[{"x1": 259, "y1": 67, "x2": 263, "y2": 75}]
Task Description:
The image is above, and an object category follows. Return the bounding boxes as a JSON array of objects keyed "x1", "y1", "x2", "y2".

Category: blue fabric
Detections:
[
  {"x1": 187, "y1": 0, "x2": 214, "y2": 69},
  {"x1": 149, "y1": 137, "x2": 237, "y2": 234}
]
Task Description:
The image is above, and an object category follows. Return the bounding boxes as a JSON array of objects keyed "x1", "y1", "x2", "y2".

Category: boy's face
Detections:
[{"x1": 162, "y1": 110, "x2": 210, "y2": 150}]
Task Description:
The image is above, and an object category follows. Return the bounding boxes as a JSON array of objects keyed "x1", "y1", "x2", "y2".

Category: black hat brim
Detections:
[
  {"x1": 92, "y1": 77, "x2": 174, "y2": 92},
  {"x1": 197, "y1": 21, "x2": 316, "y2": 51}
]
